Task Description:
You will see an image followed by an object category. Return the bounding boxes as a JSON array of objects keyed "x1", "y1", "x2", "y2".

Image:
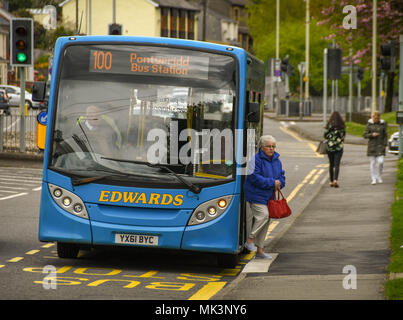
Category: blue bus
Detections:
[{"x1": 34, "y1": 36, "x2": 265, "y2": 267}]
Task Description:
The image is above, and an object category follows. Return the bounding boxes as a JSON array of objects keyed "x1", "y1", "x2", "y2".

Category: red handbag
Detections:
[{"x1": 268, "y1": 190, "x2": 292, "y2": 219}]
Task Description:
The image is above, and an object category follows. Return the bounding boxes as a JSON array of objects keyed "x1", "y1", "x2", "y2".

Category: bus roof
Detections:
[{"x1": 55, "y1": 35, "x2": 251, "y2": 58}]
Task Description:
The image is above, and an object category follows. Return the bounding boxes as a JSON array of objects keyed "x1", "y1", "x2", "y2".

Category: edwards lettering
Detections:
[{"x1": 99, "y1": 191, "x2": 183, "y2": 206}]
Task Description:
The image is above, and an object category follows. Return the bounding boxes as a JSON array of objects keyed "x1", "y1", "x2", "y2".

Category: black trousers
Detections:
[{"x1": 327, "y1": 149, "x2": 343, "y2": 182}]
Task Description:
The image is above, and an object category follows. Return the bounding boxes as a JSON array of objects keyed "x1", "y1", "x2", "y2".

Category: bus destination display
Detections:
[{"x1": 89, "y1": 49, "x2": 209, "y2": 79}]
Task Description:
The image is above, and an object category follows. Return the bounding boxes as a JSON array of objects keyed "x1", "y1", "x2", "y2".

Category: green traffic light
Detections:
[{"x1": 16, "y1": 52, "x2": 27, "y2": 63}]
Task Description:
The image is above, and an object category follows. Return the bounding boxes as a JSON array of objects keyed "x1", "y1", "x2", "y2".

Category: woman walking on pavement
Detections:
[
  {"x1": 243, "y1": 135, "x2": 285, "y2": 259},
  {"x1": 324, "y1": 111, "x2": 346, "y2": 188},
  {"x1": 363, "y1": 112, "x2": 388, "y2": 185}
]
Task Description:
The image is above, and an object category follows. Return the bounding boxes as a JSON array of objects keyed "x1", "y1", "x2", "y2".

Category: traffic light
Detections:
[
  {"x1": 280, "y1": 55, "x2": 294, "y2": 77},
  {"x1": 280, "y1": 56, "x2": 289, "y2": 74},
  {"x1": 357, "y1": 67, "x2": 364, "y2": 81},
  {"x1": 327, "y1": 48, "x2": 342, "y2": 80},
  {"x1": 287, "y1": 64, "x2": 294, "y2": 77},
  {"x1": 380, "y1": 42, "x2": 396, "y2": 72},
  {"x1": 10, "y1": 18, "x2": 34, "y2": 67},
  {"x1": 109, "y1": 23, "x2": 122, "y2": 35}
]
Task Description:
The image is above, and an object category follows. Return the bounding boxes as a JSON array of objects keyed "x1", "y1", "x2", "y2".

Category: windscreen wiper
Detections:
[{"x1": 101, "y1": 157, "x2": 202, "y2": 194}]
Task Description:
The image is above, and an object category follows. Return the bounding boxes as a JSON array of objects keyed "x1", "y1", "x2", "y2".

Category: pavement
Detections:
[
  {"x1": 216, "y1": 112, "x2": 398, "y2": 300},
  {"x1": 0, "y1": 112, "x2": 399, "y2": 300}
]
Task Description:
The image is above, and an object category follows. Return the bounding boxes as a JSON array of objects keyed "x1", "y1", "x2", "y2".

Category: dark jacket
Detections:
[
  {"x1": 363, "y1": 119, "x2": 388, "y2": 156},
  {"x1": 243, "y1": 149, "x2": 285, "y2": 205},
  {"x1": 324, "y1": 126, "x2": 345, "y2": 152}
]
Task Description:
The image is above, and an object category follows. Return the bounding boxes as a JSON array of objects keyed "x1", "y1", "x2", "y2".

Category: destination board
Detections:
[{"x1": 89, "y1": 49, "x2": 209, "y2": 80}]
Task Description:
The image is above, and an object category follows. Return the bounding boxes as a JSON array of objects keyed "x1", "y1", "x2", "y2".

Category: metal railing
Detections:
[{"x1": 0, "y1": 109, "x2": 41, "y2": 153}]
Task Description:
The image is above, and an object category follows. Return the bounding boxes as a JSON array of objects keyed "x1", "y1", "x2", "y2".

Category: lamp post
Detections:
[{"x1": 371, "y1": 0, "x2": 377, "y2": 114}]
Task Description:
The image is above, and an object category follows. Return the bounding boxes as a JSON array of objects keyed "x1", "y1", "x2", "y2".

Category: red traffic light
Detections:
[{"x1": 16, "y1": 26, "x2": 27, "y2": 36}]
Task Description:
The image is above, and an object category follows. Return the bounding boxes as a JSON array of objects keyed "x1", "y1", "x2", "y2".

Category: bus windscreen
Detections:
[{"x1": 51, "y1": 44, "x2": 237, "y2": 188}]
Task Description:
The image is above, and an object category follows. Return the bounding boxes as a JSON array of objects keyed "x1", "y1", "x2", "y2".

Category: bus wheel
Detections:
[
  {"x1": 217, "y1": 253, "x2": 239, "y2": 268},
  {"x1": 57, "y1": 242, "x2": 79, "y2": 258}
]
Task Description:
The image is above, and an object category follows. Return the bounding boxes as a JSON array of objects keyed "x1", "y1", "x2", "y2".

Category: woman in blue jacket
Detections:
[{"x1": 243, "y1": 135, "x2": 285, "y2": 259}]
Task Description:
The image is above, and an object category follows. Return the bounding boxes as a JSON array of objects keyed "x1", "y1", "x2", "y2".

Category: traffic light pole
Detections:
[
  {"x1": 348, "y1": 47, "x2": 353, "y2": 122},
  {"x1": 398, "y1": 35, "x2": 403, "y2": 159},
  {"x1": 323, "y1": 48, "x2": 327, "y2": 127},
  {"x1": 19, "y1": 67, "x2": 26, "y2": 152}
]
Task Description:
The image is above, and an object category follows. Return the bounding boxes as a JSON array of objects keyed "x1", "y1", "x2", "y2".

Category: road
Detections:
[{"x1": 0, "y1": 117, "x2": 328, "y2": 300}]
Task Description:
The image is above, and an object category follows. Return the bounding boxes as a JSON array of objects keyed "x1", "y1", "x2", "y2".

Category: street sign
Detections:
[
  {"x1": 37, "y1": 111, "x2": 47, "y2": 125},
  {"x1": 298, "y1": 62, "x2": 305, "y2": 74}
]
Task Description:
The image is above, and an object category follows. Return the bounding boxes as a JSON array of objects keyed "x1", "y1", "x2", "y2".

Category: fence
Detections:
[
  {"x1": 0, "y1": 109, "x2": 41, "y2": 153},
  {"x1": 271, "y1": 96, "x2": 399, "y2": 115}
]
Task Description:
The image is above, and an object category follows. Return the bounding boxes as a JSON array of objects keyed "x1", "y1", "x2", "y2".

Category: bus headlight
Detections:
[
  {"x1": 48, "y1": 183, "x2": 89, "y2": 219},
  {"x1": 188, "y1": 195, "x2": 232, "y2": 226}
]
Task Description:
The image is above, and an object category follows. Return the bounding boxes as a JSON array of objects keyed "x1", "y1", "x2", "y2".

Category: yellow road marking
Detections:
[
  {"x1": 309, "y1": 169, "x2": 325, "y2": 185},
  {"x1": 41, "y1": 243, "x2": 55, "y2": 248},
  {"x1": 8, "y1": 257, "x2": 23, "y2": 262},
  {"x1": 303, "y1": 169, "x2": 317, "y2": 182},
  {"x1": 279, "y1": 126, "x2": 324, "y2": 158},
  {"x1": 287, "y1": 169, "x2": 320, "y2": 202},
  {"x1": 242, "y1": 251, "x2": 256, "y2": 261},
  {"x1": 265, "y1": 221, "x2": 279, "y2": 240},
  {"x1": 279, "y1": 126, "x2": 304, "y2": 142},
  {"x1": 26, "y1": 250, "x2": 40, "y2": 255},
  {"x1": 188, "y1": 281, "x2": 227, "y2": 300},
  {"x1": 218, "y1": 267, "x2": 241, "y2": 277},
  {"x1": 0, "y1": 265, "x2": 5, "y2": 268}
]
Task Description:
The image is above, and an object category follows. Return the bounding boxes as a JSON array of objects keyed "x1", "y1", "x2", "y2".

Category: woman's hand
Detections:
[{"x1": 275, "y1": 180, "x2": 281, "y2": 190}]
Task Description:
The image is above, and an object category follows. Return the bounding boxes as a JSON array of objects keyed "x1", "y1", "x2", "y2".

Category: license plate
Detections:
[{"x1": 115, "y1": 233, "x2": 159, "y2": 246}]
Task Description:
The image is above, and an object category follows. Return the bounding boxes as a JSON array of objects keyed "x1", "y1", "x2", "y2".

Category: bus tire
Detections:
[
  {"x1": 57, "y1": 242, "x2": 79, "y2": 259},
  {"x1": 217, "y1": 253, "x2": 239, "y2": 268}
]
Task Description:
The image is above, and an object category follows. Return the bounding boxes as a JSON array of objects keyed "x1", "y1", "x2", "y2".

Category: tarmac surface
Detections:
[
  {"x1": 216, "y1": 112, "x2": 398, "y2": 300},
  {"x1": 0, "y1": 112, "x2": 399, "y2": 301}
]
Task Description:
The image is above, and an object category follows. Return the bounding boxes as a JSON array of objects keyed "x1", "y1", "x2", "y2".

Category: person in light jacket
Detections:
[
  {"x1": 363, "y1": 112, "x2": 388, "y2": 185},
  {"x1": 243, "y1": 135, "x2": 285, "y2": 259}
]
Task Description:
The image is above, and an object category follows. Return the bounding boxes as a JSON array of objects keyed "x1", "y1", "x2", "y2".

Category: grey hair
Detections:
[{"x1": 258, "y1": 135, "x2": 276, "y2": 148}]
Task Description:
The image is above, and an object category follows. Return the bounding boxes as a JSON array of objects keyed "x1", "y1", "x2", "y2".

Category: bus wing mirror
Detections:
[
  {"x1": 32, "y1": 81, "x2": 47, "y2": 102},
  {"x1": 246, "y1": 102, "x2": 261, "y2": 123}
]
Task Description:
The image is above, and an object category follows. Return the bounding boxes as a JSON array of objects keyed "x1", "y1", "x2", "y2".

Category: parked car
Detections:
[
  {"x1": 388, "y1": 131, "x2": 400, "y2": 154},
  {"x1": 0, "y1": 84, "x2": 40, "y2": 109},
  {"x1": 0, "y1": 89, "x2": 10, "y2": 115}
]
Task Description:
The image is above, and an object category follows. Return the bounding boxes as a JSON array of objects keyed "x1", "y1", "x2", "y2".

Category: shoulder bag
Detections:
[
  {"x1": 268, "y1": 190, "x2": 292, "y2": 219},
  {"x1": 316, "y1": 140, "x2": 327, "y2": 154}
]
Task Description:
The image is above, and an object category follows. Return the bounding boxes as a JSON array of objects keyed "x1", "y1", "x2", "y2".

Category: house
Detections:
[
  {"x1": 59, "y1": 0, "x2": 253, "y2": 52},
  {"x1": 0, "y1": 4, "x2": 11, "y2": 85},
  {"x1": 191, "y1": 0, "x2": 252, "y2": 51},
  {"x1": 59, "y1": 0, "x2": 200, "y2": 40}
]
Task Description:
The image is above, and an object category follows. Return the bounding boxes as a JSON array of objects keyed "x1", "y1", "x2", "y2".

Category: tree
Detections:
[
  {"x1": 314, "y1": 0, "x2": 402, "y2": 67},
  {"x1": 314, "y1": 0, "x2": 403, "y2": 112},
  {"x1": 246, "y1": 0, "x2": 332, "y2": 94}
]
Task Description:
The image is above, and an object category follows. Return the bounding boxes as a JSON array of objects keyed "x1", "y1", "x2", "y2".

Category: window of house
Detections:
[
  {"x1": 187, "y1": 11, "x2": 195, "y2": 40},
  {"x1": 179, "y1": 10, "x2": 186, "y2": 39},
  {"x1": 233, "y1": 7, "x2": 240, "y2": 22},
  {"x1": 160, "y1": 8, "x2": 195, "y2": 40},
  {"x1": 170, "y1": 8, "x2": 178, "y2": 38},
  {"x1": 161, "y1": 7, "x2": 169, "y2": 37}
]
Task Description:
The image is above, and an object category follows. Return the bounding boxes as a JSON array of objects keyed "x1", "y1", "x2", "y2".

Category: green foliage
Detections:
[
  {"x1": 246, "y1": 0, "x2": 332, "y2": 94},
  {"x1": 385, "y1": 159, "x2": 403, "y2": 299},
  {"x1": 385, "y1": 279, "x2": 403, "y2": 300}
]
